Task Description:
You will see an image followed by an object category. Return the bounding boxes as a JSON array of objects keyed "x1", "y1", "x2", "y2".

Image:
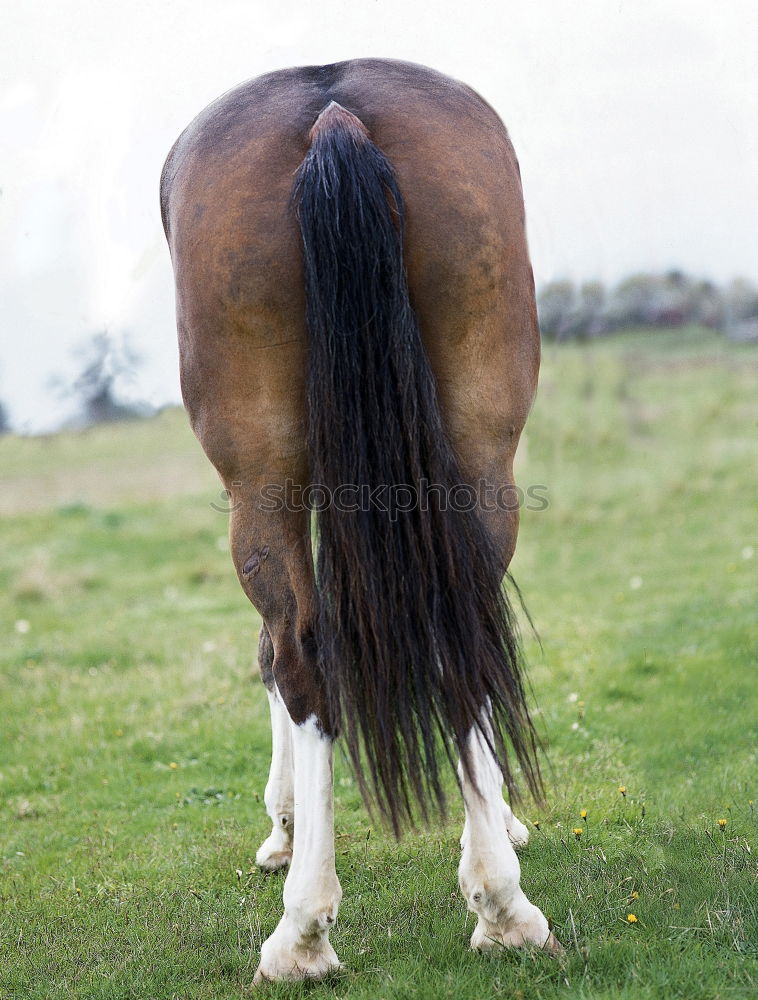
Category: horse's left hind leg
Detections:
[
  {"x1": 222, "y1": 488, "x2": 341, "y2": 983},
  {"x1": 255, "y1": 713, "x2": 342, "y2": 982},
  {"x1": 255, "y1": 626, "x2": 294, "y2": 871},
  {"x1": 458, "y1": 724, "x2": 561, "y2": 953}
]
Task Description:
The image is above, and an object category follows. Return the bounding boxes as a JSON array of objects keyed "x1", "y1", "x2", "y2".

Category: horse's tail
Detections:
[{"x1": 293, "y1": 101, "x2": 542, "y2": 834}]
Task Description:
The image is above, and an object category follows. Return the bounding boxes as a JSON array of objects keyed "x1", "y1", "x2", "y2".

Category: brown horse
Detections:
[{"x1": 161, "y1": 57, "x2": 558, "y2": 982}]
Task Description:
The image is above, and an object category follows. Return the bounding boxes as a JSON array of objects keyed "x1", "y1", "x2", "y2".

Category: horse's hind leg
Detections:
[
  {"x1": 416, "y1": 302, "x2": 555, "y2": 948},
  {"x1": 459, "y1": 743, "x2": 529, "y2": 849},
  {"x1": 449, "y1": 503, "x2": 554, "y2": 950},
  {"x1": 222, "y1": 488, "x2": 342, "y2": 982},
  {"x1": 256, "y1": 710, "x2": 342, "y2": 982},
  {"x1": 255, "y1": 625, "x2": 294, "y2": 871},
  {"x1": 458, "y1": 723, "x2": 560, "y2": 952}
]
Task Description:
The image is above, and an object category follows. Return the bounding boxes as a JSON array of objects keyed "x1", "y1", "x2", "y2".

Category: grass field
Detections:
[{"x1": 1, "y1": 327, "x2": 756, "y2": 999}]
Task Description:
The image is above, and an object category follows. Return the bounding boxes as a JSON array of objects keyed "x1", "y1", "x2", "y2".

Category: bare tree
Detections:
[{"x1": 60, "y1": 331, "x2": 149, "y2": 426}]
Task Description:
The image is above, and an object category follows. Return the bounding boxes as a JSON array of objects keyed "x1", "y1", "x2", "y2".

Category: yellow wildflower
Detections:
[
  {"x1": 573, "y1": 827, "x2": 583, "y2": 840},
  {"x1": 580, "y1": 809, "x2": 588, "y2": 820},
  {"x1": 626, "y1": 913, "x2": 638, "y2": 923},
  {"x1": 532, "y1": 820, "x2": 541, "y2": 830},
  {"x1": 630, "y1": 891, "x2": 640, "y2": 900},
  {"x1": 618, "y1": 785, "x2": 627, "y2": 797},
  {"x1": 718, "y1": 818, "x2": 727, "y2": 830},
  {"x1": 169, "y1": 762, "x2": 178, "y2": 770}
]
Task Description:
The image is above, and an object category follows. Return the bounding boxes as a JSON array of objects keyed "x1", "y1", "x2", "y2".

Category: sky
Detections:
[{"x1": 1, "y1": 0, "x2": 756, "y2": 432}]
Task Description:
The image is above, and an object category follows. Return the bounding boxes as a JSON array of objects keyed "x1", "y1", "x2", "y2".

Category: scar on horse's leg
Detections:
[
  {"x1": 458, "y1": 723, "x2": 561, "y2": 954},
  {"x1": 256, "y1": 625, "x2": 294, "y2": 871}
]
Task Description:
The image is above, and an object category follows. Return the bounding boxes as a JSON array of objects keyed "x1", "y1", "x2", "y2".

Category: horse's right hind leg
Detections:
[
  {"x1": 462, "y1": 792, "x2": 530, "y2": 851},
  {"x1": 458, "y1": 724, "x2": 560, "y2": 953},
  {"x1": 256, "y1": 625, "x2": 294, "y2": 871}
]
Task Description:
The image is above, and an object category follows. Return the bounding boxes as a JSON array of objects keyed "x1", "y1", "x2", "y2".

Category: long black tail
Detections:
[{"x1": 293, "y1": 101, "x2": 541, "y2": 834}]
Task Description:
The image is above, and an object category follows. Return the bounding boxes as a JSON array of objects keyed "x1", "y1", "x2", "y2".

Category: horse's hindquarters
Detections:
[{"x1": 161, "y1": 57, "x2": 550, "y2": 981}]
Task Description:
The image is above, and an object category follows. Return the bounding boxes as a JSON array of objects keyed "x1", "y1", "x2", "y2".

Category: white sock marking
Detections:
[
  {"x1": 256, "y1": 685, "x2": 294, "y2": 869},
  {"x1": 256, "y1": 714, "x2": 342, "y2": 981},
  {"x1": 458, "y1": 724, "x2": 550, "y2": 949}
]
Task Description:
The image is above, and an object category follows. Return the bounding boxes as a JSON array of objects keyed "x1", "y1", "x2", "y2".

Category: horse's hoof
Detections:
[
  {"x1": 469, "y1": 897, "x2": 555, "y2": 954},
  {"x1": 471, "y1": 923, "x2": 562, "y2": 955},
  {"x1": 255, "y1": 847, "x2": 292, "y2": 871},
  {"x1": 253, "y1": 904, "x2": 343, "y2": 984},
  {"x1": 506, "y1": 815, "x2": 530, "y2": 848},
  {"x1": 255, "y1": 828, "x2": 293, "y2": 870},
  {"x1": 253, "y1": 953, "x2": 342, "y2": 984}
]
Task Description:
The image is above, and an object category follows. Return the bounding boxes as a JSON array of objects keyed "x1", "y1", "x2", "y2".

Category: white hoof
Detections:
[
  {"x1": 253, "y1": 911, "x2": 342, "y2": 983},
  {"x1": 256, "y1": 837, "x2": 292, "y2": 871},
  {"x1": 256, "y1": 817, "x2": 293, "y2": 871},
  {"x1": 472, "y1": 918, "x2": 562, "y2": 954},
  {"x1": 468, "y1": 893, "x2": 559, "y2": 953},
  {"x1": 253, "y1": 949, "x2": 341, "y2": 984},
  {"x1": 505, "y1": 812, "x2": 530, "y2": 848}
]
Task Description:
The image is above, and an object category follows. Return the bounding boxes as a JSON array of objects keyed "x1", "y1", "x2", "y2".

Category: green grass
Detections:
[{"x1": 1, "y1": 327, "x2": 756, "y2": 998}]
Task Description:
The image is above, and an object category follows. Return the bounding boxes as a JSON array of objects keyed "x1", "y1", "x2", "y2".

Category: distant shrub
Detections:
[
  {"x1": 537, "y1": 280, "x2": 577, "y2": 340},
  {"x1": 538, "y1": 271, "x2": 757, "y2": 341}
]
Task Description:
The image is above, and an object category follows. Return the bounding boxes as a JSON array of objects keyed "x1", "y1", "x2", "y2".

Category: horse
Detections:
[{"x1": 160, "y1": 57, "x2": 559, "y2": 982}]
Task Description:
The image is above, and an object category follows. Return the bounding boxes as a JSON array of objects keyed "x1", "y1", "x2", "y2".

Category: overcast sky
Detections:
[{"x1": 1, "y1": 0, "x2": 756, "y2": 432}]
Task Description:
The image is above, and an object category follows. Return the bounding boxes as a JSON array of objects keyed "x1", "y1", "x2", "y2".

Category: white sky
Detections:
[{"x1": 1, "y1": 0, "x2": 756, "y2": 432}]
